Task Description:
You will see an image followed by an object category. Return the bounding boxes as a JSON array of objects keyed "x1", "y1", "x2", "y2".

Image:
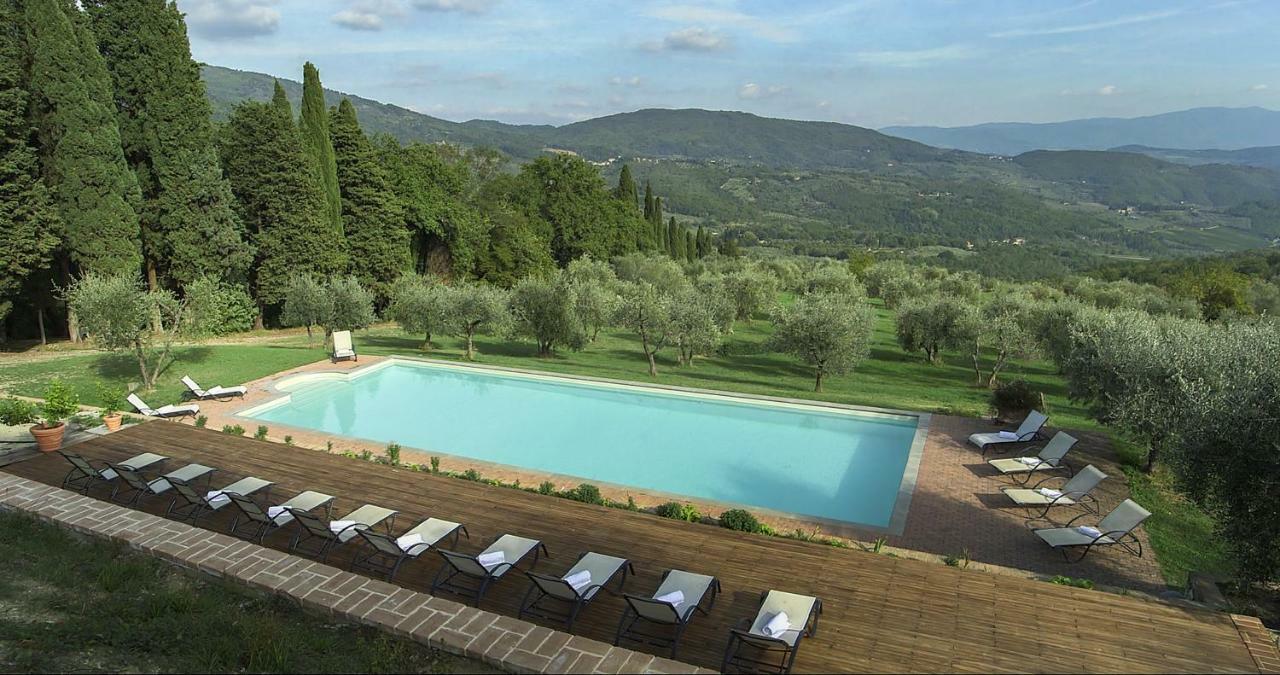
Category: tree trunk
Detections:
[
  {"x1": 146, "y1": 260, "x2": 163, "y2": 333},
  {"x1": 640, "y1": 331, "x2": 657, "y2": 377},
  {"x1": 814, "y1": 368, "x2": 824, "y2": 392},
  {"x1": 134, "y1": 339, "x2": 152, "y2": 389},
  {"x1": 987, "y1": 351, "x2": 1009, "y2": 388},
  {"x1": 971, "y1": 351, "x2": 983, "y2": 386},
  {"x1": 305, "y1": 324, "x2": 313, "y2": 346},
  {"x1": 37, "y1": 307, "x2": 46, "y2": 346},
  {"x1": 1144, "y1": 445, "x2": 1158, "y2": 473},
  {"x1": 60, "y1": 256, "x2": 79, "y2": 343},
  {"x1": 465, "y1": 327, "x2": 476, "y2": 361},
  {"x1": 254, "y1": 311, "x2": 264, "y2": 331}
]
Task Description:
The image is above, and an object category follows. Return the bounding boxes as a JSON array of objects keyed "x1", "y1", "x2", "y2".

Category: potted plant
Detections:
[
  {"x1": 989, "y1": 378, "x2": 1042, "y2": 424},
  {"x1": 98, "y1": 384, "x2": 126, "y2": 432},
  {"x1": 29, "y1": 380, "x2": 80, "y2": 452}
]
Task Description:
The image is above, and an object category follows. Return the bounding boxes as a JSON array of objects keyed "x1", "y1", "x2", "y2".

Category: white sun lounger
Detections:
[
  {"x1": 331, "y1": 330, "x2": 357, "y2": 362},
  {"x1": 432, "y1": 533, "x2": 548, "y2": 605},
  {"x1": 520, "y1": 551, "x2": 635, "y2": 631},
  {"x1": 58, "y1": 450, "x2": 167, "y2": 493},
  {"x1": 227, "y1": 490, "x2": 336, "y2": 544},
  {"x1": 969, "y1": 410, "x2": 1048, "y2": 454},
  {"x1": 182, "y1": 375, "x2": 247, "y2": 400},
  {"x1": 351, "y1": 517, "x2": 469, "y2": 581},
  {"x1": 1032, "y1": 499, "x2": 1151, "y2": 562},
  {"x1": 988, "y1": 431, "x2": 1077, "y2": 485},
  {"x1": 286, "y1": 503, "x2": 397, "y2": 561},
  {"x1": 1002, "y1": 464, "x2": 1106, "y2": 517},
  {"x1": 722, "y1": 590, "x2": 823, "y2": 674},
  {"x1": 616, "y1": 569, "x2": 721, "y2": 658},
  {"x1": 165, "y1": 475, "x2": 274, "y2": 524},
  {"x1": 127, "y1": 393, "x2": 199, "y2": 420}
]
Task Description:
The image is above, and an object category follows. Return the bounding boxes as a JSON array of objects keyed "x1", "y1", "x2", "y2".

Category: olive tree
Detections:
[
  {"x1": 612, "y1": 253, "x2": 688, "y2": 296},
  {"x1": 614, "y1": 281, "x2": 675, "y2": 376},
  {"x1": 895, "y1": 295, "x2": 976, "y2": 364},
  {"x1": 385, "y1": 275, "x2": 451, "y2": 350},
  {"x1": 509, "y1": 272, "x2": 585, "y2": 356},
  {"x1": 670, "y1": 287, "x2": 723, "y2": 366},
  {"x1": 768, "y1": 292, "x2": 874, "y2": 392},
  {"x1": 323, "y1": 276, "x2": 377, "y2": 334},
  {"x1": 801, "y1": 265, "x2": 865, "y2": 298},
  {"x1": 66, "y1": 273, "x2": 215, "y2": 390},
  {"x1": 721, "y1": 269, "x2": 778, "y2": 321},
  {"x1": 441, "y1": 281, "x2": 510, "y2": 360},
  {"x1": 567, "y1": 256, "x2": 621, "y2": 342},
  {"x1": 963, "y1": 296, "x2": 1037, "y2": 387},
  {"x1": 279, "y1": 275, "x2": 332, "y2": 345}
]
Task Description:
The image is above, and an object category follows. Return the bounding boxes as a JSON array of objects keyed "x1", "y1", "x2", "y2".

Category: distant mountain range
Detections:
[
  {"x1": 882, "y1": 107, "x2": 1280, "y2": 156},
  {"x1": 1111, "y1": 145, "x2": 1280, "y2": 172}
]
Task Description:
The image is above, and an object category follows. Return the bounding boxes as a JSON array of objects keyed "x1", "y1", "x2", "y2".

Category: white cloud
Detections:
[
  {"x1": 738, "y1": 82, "x2": 788, "y2": 100},
  {"x1": 609, "y1": 76, "x2": 644, "y2": 87},
  {"x1": 990, "y1": 9, "x2": 1182, "y2": 38},
  {"x1": 1251, "y1": 84, "x2": 1269, "y2": 91},
  {"x1": 332, "y1": 10, "x2": 383, "y2": 31},
  {"x1": 412, "y1": 0, "x2": 495, "y2": 13},
  {"x1": 644, "y1": 5, "x2": 797, "y2": 43},
  {"x1": 854, "y1": 45, "x2": 980, "y2": 68},
  {"x1": 180, "y1": 0, "x2": 280, "y2": 40},
  {"x1": 646, "y1": 27, "x2": 732, "y2": 53},
  {"x1": 816, "y1": 100, "x2": 831, "y2": 109},
  {"x1": 1098, "y1": 84, "x2": 1120, "y2": 96}
]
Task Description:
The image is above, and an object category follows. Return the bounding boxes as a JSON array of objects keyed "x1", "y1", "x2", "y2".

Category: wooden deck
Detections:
[{"x1": 6, "y1": 422, "x2": 1267, "y2": 673}]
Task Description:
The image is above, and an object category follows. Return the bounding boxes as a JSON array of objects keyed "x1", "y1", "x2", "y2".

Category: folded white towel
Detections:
[
  {"x1": 1076, "y1": 525, "x2": 1103, "y2": 539},
  {"x1": 100, "y1": 468, "x2": 119, "y2": 481},
  {"x1": 396, "y1": 533, "x2": 424, "y2": 553},
  {"x1": 329, "y1": 520, "x2": 357, "y2": 534},
  {"x1": 655, "y1": 590, "x2": 685, "y2": 607},
  {"x1": 267, "y1": 505, "x2": 287, "y2": 519},
  {"x1": 477, "y1": 551, "x2": 505, "y2": 568},
  {"x1": 1016, "y1": 457, "x2": 1042, "y2": 466},
  {"x1": 1037, "y1": 488, "x2": 1063, "y2": 499},
  {"x1": 997, "y1": 430, "x2": 1019, "y2": 440},
  {"x1": 761, "y1": 611, "x2": 791, "y2": 637},
  {"x1": 205, "y1": 490, "x2": 229, "y2": 505},
  {"x1": 564, "y1": 570, "x2": 592, "y2": 591}
]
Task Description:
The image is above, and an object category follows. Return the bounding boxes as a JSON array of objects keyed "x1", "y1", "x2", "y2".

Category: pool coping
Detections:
[{"x1": 234, "y1": 356, "x2": 930, "y2": 537}]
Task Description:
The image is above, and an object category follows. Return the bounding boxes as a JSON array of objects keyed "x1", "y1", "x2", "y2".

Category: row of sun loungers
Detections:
[
  {"x1": 55, "y1": 449, "x2": 819, "y2": 669},
  {"x1": 970, "y1": 410, "x2": 1152, "y2": 563},
  {"x1": 121, "y1": 376, "x2": 249, "y2": 423}
]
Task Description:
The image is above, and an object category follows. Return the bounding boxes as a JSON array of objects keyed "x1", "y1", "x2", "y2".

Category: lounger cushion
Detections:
[
  {"x1": 207, "y1": 385, "x2": 247, "y2": 397},
  {"x1": 481, "y1": 534, "x2": 540, "y2": 578},
  {"x1": 156, "y1": 403, "x2": 199, "y2": 416},
  {"x1": 1034, "y1": 527, "x2": 1116, "y2": 548},
  {"x1": 750, "y1": 590, "x2": 818, "y2": 647},
  {"x1": 562, "y1": 552, "x2": 628, "y2": 600},
  {"x1": 333, "y1": 349, "x2": 356, "y2": 358},
  {"x1": 988, "y1": 457, "x2": 1060, "y2": 475},
  {"x1": 1002, "y1": 487, "x2": 1077, "y2": 507},
  {"x1": 969, "y1": 432, "x2": 1019, "y2": 448}
]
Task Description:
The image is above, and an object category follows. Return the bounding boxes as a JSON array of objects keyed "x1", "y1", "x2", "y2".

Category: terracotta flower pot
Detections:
[
  {"x1": 103, "y1": 414, "x2": 122, "y2": 432},
  {"x1": 30, "y1": 422, "x2": 66, "y2": 452}
]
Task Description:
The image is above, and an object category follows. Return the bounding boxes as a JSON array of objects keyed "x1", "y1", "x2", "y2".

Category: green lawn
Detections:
[
  {"x1": 0, "y1": 511, "x2": 487, "y2": 673},
  {"x1": 0, "y1": 304, "x2": 1226, "y2": 589}
]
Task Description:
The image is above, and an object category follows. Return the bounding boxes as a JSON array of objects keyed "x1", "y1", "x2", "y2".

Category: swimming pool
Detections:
[{"x1": 243, "y1": 360, "x2": 925, "y2": 531}]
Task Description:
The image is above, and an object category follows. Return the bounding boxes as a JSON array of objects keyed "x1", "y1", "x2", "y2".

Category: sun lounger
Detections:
[
  {"x1": 127, "y1": 393, "x2": 199, "y2": 420},
  {"x1": 58, "y1": 450, "x2": 166, "y2": 494},
  {"x1": 519, "y1": 552, "x2": 634, "y2": 631},
  {"x1": 431, "y1": 534, "x2": 548, "y2": 606},
  {"x1": 969, "y1": 410, "x2": 1048, "y2": 455},
  {"x1": 1002, "y1": 464, "x2": 1106, "y2": 518},
  {"x1": 165, "y1": 475, "x2": 274, "y2": 524},
  {"x1": 181, "y1": 375, "x2": 247, "y2": 401},
  {"x1": 721, "y1": 590, "x2": 823, "y2": 675},
  {"x1": 988, "y1": 431, "x2": 1077, "y2": 485},
  {"x1": 227, "y1": 490, "x2": 335, "y2": 544},
  {"x1": 287, "y1": 503, "x2": 397, "y2": 562},
  {"x1": 1032, "y1": 499, "x2": 1151, "y2": 562},
  {"x1": 351, "y1": 518, "x2": 469, "y2": 581},
  {"x1": 107, "y1": 462, "x2": 216, "y2": 507},
  {"x1": 331, "y1": 330, "x2": 357, "y2": 363},
  {"x1": 615, "y1": 569, "x2": 721, "y2": 658}
]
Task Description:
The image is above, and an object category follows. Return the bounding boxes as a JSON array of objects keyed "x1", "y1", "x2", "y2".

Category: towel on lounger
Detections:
[
  {"x1": 267, "y1": 506, "x2": 286, "y2": 519},
  {"x1": 1076, "y1": 525, "x2": 1103, "y2": 539},
  {"x1": 328, "y1": 520, "x2": 356, "y2": 534},
  {"x1": 564, "y1": 570, "x2": 591, "y2": 591},
  {"x1": 998, "y1": 430, "x2": 1019, "y2": 440},
  {"x1": 477, "y1": 551, "x2": 505, "y2": 568},
  {"x1": 655, "y1": 590, "x2": 685, "y2": 607},
  {"x1": 396, "y1": 533, "x2": 424, "y2": 552},
  {"x1": 761, "y1": 611, "x2": 791, "y2": 637},
  {"x1": 1016, "y1": 457, "x2": 1043, "y2": 467},
  {"x1": 1037, "y1": 488, "x2": 1063, "y2": 499},
  {"x1": 205, "y1": 490, "x2": 229, "y2": 505}
]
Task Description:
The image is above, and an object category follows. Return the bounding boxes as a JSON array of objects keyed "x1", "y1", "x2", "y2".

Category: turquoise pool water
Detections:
[{"x1": 247, "y1": 362, "x2": 920, "y2": 529}]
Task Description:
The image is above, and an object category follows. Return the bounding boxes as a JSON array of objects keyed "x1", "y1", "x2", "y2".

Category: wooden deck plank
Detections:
[{"x1": 4, "y1": 422, "x2": 1264, "y2": 674}]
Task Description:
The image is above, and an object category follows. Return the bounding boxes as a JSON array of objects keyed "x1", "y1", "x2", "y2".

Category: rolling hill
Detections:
[
  {"x1": 883, "y1": 107, "x2": 1280, "y2": 155},
  {"x1": 1111, "y1": 145, "x2": 1280, "y2": 171}
]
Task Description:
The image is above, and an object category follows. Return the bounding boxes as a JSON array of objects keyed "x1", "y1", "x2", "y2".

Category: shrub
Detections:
[
  {"x1": 284, "y1": 435, "x2": 294, "y2": 445},
  {"x1": 386, "y1": 442, "x2": 401, "y2": 466},
  {"x1": 429, "y1": 456, "x2": 440, "y2": 474},
  {"x1": 254, "y1": 425, "x2": 269, "y2": 441},
  {"x1": 990, "y1": 379, "x2": 1043, "y2": 418},
  {"x1": 186, "y1": 277, "x2": 256, "y2": 335},
  {"x1": 655, "y1": 502, "x2": 701, "y2": 522},
  {"x1": 221, "y1": 424, "x2": 245, "y2": 436},
  {"x1": 195, "y1": 415, "x2": 207, "y2": 428},
  {"x1": 537, "y1": 481, "x2": 556, "y2": 495},
  {"x1": 97, "y1": 385, "x2": 126, "y2": 417},
  {"x1": 565, "y1": 483, "x2": 604, "y2": 505},
  {"x1": 719, "y1": 508, "x2": 765, "y2": 533},
  {"x1": 462, "y1": 468, "x2": 481, "y2": 481},
  {"x1": 0, "y1": 397, "x2": 38, "y2": 426},
  {"x1": 39, "y1": 380, "x2": 80, "y2": 427},
  {"x1": 1049, "y1": 575, "x2": 1095, "y2": 589}
]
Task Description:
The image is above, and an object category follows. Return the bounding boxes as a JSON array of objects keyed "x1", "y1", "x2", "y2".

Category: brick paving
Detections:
[{"x1": 0, "y1": 473, "x2": 709, "y2": 674}]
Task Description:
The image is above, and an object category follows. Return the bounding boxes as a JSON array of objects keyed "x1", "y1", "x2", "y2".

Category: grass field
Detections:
[
  {"x1": 0, "y1": 303, "x2": 1227, "y2": 590},
  {"x1": 0, "y1": 511, "x2": 487, "y2": 673}
]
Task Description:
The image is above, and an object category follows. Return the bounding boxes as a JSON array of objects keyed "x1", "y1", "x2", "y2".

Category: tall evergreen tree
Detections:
[
  {"x1": 221, "y1": 101, "x2": 344, "y2": 317},
  {"x1": 685, "y1": 229, "x2": 696, "y2": 263},
  {"x1": 271, "y1": 80, "x2": 293, "y2": 120},
  {"x1": 0, "y1": 0, "x2": 58, "y2": 332},
  {"x1": 25, "y1": 0, "x2": 142, "y2": 338},
  {"x1": 652, "y1": 196, "x2": 665, "y2": 251},
  {"x1": 643, "y1": 180, "x2": 654, "y2": 220},
  {"x1": 614, "y1": 163, "x2": 637, "y2": 208},
  {"x1": 695, "y1": 225, "x2": 708, "y2": 258},
  {"x1": 85, "y1": 0, "x2": 250, "y2": 290},
  {"x1": 299, "y1": 62, "x2": 343, "y2": 236},
  {"x1": 668, "y1": 216, "x2": 683, "y2": 259},
  {"x1": 329, "y1": 98, "x2": 408, "y2": 305}
]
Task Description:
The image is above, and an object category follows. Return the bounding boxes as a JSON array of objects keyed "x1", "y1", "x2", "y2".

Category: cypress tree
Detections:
[
  {"x1": 271, "y1": 80, "x2": 293, "y2": 120},
  {"x1": 695, "y1": 225, "x2": 710, "y2": 258},
  {"x1": 299, "y1": 62, "x2": 343, "y2": 236},
  {"x1": 652, "y1": 196, "x2": 665, "y2": 251},
  {"x1": 85, "y1": 0, "x2": 251, "y2": 289},
  {"x1": 329, "y1": 98, "x2": 408, "y2": 305},
  {"x1": 643, "y1": 180, "x2": 654, "y2": 220},
  {"x1": 614, "y1": 163, "x2": 637, "y2": 208},
  {"x1": 685, "y1": 229, "x2": 696, "y2": 263},
  {"x1": 25, "y1": 0, "x2": 142, "y2": 341},
  {"x1": 221, "y1": 100, "x2": 344, "y2": 315},
  {"x1": 667, "y1": 216, "x2": 681, "y2": 259},
  {"x1": 0, "y1": 0, "x2": 58, "y2": 330}
]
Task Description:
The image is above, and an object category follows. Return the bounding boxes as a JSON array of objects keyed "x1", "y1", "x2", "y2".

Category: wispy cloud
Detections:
[
  {"x1": 644, "y1": 5, "x2": 797, "y2": 43},
  {"x1": 738, "y1": 82, "x2": 788, "y2": 100},
  {"x1": 644, "y1": 27, "x2": 733, "y2": 53},
  {"x1": 990, "y1": 9, "x2": 1183, "y2": 38},
  {"x1": 182, "y1": 0, "x2": 280, "y2": 40},
  {"x1": 853, "y1": 44, "x2": 981, "y2": 68},
  {"x1": 1251, "y1": 83, "x2": 1269, "y2": 91},
  {"x1": 1098, "y1": 84, "x2": 1120, "y2": 96},
  {"x1": 411, "y1": 0, "x2": 495, "y2": 14},
  {"x1": 610, "y1": 76, "x2": 644, "y2": 88}
]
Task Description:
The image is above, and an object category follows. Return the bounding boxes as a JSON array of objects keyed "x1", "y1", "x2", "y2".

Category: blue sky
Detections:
[{"x1": 177, "y1": 0, "x2": 1280, "y2": 128}]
